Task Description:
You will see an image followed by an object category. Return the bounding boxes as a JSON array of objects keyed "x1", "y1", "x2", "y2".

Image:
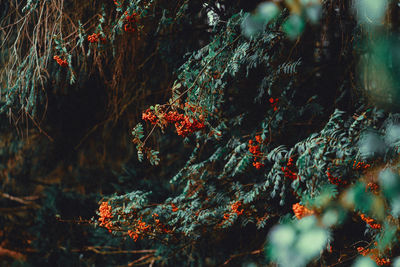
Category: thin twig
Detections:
[
  {"x1": 0, "y1": 246, "x2": 26, "y2": 261},
  {"x1": 0, "y1": 192, "x2": 39, "y2": 207},
  {"x1": 223, "y1": 249, "x2": 262, "y2": 265},
  {"x1": 78, "y1": 247, "x2": 156, "y2": 255}
]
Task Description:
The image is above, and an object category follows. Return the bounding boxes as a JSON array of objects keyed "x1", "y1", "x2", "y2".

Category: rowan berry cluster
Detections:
[
  {"x1": 87, "y1": 33, "x2": 106, "y2": 43},
  {"x1": 164, "y1": 111, "x2": 185, "y2": 123},
  {"x1": 220, "y1": 201, "x2": 244, "y2": 225},
  {"x1": 281, "y1": 157, "x2": 299, "y2": 180},
  {"x1": 357, "y1": 246, "x2": 391, "y2": 266},
  {"x1": 231, "y1": 201, "x2": 244, "y2": 215},
  {"x1": 255, "y1": 213, "x2": 270, "y2": 228},
  {"x1": 360, "y1": 213, "x2": 381, "y2": 229},
  {"x1": 353, "y1": 160, "x2": 371, "y2": 170},
  {"x1": 373, "y1": 256, "x2": 391, "y2": 266},
  {"x1": 98, "y1": 202, "x2": 113, "y2": 232},
  {"x1": 88, "y1": 33, "x2": 100, "y2": 43},
  {"x1": 97, "y1": 198, "x2": 176, "y2": 243},
  {"x1": 248, "y1": 136, "x2": 264, "y2": 169},
  {"x1": 269, "y1": 97, "x2": 279, "y2": 111},
  {"x1": 124, "y1": 12, "x2": 139, "y2": 33},
  {"x1": 152, "y1": 213, "x2": 172, "y2": 234},
  {"x1": 171, "y1": 203, "x2": 178, "y2": 212},
  {"x1": 175, "y1": 115, "x2": 205, "y2": 137},
  {"x1": 127, "y1": 218, "x2": 150, "y2": 242},
  {"x1": 113, "y1": 0, "x2": 122, "y2": 7},
  {"x1": 142, "y1": 109, "x2": 159, "y2": 124},
  {"x1": 142, "y1": 107, "x2": 205, "y2": 137},
  {"x1": 326, "y1": 168, "x2": 347, "y2": 186},
  {"x1": 53, "y1": 55, "x2": 68, "y2": 67},
  {"x1": 292, "y1": 203, "x2": 314, "y2": 219},
  {"x1": 366, "y1": 182, "x2": 379, "y2": 194}
]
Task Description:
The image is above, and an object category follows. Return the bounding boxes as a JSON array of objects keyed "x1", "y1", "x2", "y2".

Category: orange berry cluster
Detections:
[
  {"x1": 142, "y1": 109, "x2": 159, "y2": 124},
  {"x1": 175, "y1": 103, "x2": 206, "y2": 137},
  {"x1": 98, "y1": 202, "x2": 113, "y2": 232},
  {"x1": 87, "y1": 33, "x2": 106, "y2": 43},
  {"x1": 281, "y1": 157, "x2": 299, "y2": 180},
  {"x1": 292, "y1": 203, "x2": 314, "y2": 219},
  {"x1": 357, "y1": 246, "x2": 390, "y2": 266},
  {"x1": 326, "y1": 168, "x2": 347, "y2": 186},
  {"x1": 171, "y1": 203, "x2": 178, "y2": 212},
  {"x1": 353, "y1": 160, "x2": 371, "y2": 170},
  {"x1": 357, "y1": 246, "x2": 368, "y2": 255},
  {"x1": 360, "y1": 213, "x2": 381, "y2": 229},
  {"x1": 113, "y1": 0, "x2": 122, "y2": 7},
  {"x1": 256, "y1": 213, "x2": 270, "y2": 227},
  {"x1": 124, "y1": 12, "x2": 139, "y2": 33},
  {"x1": 375, "y1": 258, "x2": 391, "y2": 266},
  {"x1": 164, "y1": 111, "x2": 185, "y2": 123},
  {"x1": 152, "y1": 213, "x2": 172, "y2": 234},
  {"x1": 53, "y1": 55, "x2": 68, "y2": 67},
  {"x1": 248, "y1": 136, "x2": 264, "y2": 169},
  {"x1": 231, "y1": 201, "x2": 244, "y2": 215},
  {"x1": 175, "y1": 115, "x2": 205, "y2": 137},
  {"x1": 222, "y1": 213, "x2": 231, "y2": 221},
  {"x1": 142, "y1": 110, "x2": 186, "y2": 125},
  {"x1": 88, "y1": 33, "x2": 99, "y2": 43},
  {"x1": 152, "y1": 213, "x2": 160, "y2": 224},
  {"x1": 220, "y1": 201, "x2": 244, "y2": 225},
  {"x1": 366, "y1": 182, "x2": 379, "y2": 194},
  {"x1": 127, "y1": 218, "x2": 150, "y2": 242},
  {"x1": 142, "y1": 108, "x2": 205, "y2": 137},
  {"x1": 269, "y1": 97, "x2": 279, "y2": 112}
]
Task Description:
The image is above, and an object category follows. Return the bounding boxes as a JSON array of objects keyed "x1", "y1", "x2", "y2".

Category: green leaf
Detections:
[
  {"x1": 355, "y1": 0, "x2": 388, "y2": 25},
  {"x1": 282, "y1": 15, "x2": 305, "y2": 40},
  {"x1": 257, "y1": 2, "x2": 280, "y2": 23},
  {"x1": 352, "y1": 257, "x2": 377, "y2": 267}
]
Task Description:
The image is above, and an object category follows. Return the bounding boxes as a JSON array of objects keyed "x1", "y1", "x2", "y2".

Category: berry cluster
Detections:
[
  {"x1": 366, "y1": 182, "x2": 379, "y2": 194},
  {"x1": 98, "y1": 202, "x2": 113, "y2": 232},
  {"x1": 142, "y1": 107, "x2": 205, "y2": 137},
  {"x1": 127, "y1": 218, "x2": 150, "y2": 242},
  {"x1": 98, "y1": 200, "x2": 175, "y2": 244},
  {"x1": 326, "y1": 168, "x2": 348, "y2": 186},
  {"x1": 292, "y1": 203, "x2": 314, "y2": 219},
  {"x1": 221, "y1": 201, "x2": 244, "y2": 225},
  {"x1": 181, "y1": 116, "x2": 204, "y2": 135},
  {"x1": 164, "y1": 111, "x2": 184, "y2": 123},
  {"x1": 248, "y1": 136, "x2": 264, "y2": 169},
  {"x1": 281, "y1": 157, "x2": 299, "y2": 180},
  {"x1": 152, "y1": 213, "x2": 172, "y2": 234},
  {"x1": 171, "y1": 203, "x2": 178, "y2": 212},
  {"x1": 255, "y1": 213, "x2": 270, "y2": 228},
  {"x1": 357, "y1": 246, "x2": 391, "y2": 266},
  {"x1": 88, "y1": 33, "x2": 99, "y2": 43},
  {"x1": 360, "y1": 213, "x2": 381, "y2": 229},
  {"x1": 124, "y1": 12, "x2": 139, "y2": 33},
  {"x1": 269, "y1": 97, "x2": 279, "y2": 112},
  {"x1": 53, "y1": 55, "x2": 68, "y2": 67},
  {"x1": 113, "y1": 0, "x2": 122, "y2": 7},
  {"x1": 353, "y1": 160, "x2": 371, "y2": 171},
  {"x1": 87, "y1": 33, "x2": 106, "y2": 43},
  {"x1": 222, "y1": 213, "x2": 230, "y2": 221},
  {"x1": 175, "y1": 115, "x2": 205, "y2": 137},
  {"x1": 142, "y1": 109, "x2": 159, "y2": 124},
  {"x1": 230, "y1": 201, "x2": 244, "y2": 215}
]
